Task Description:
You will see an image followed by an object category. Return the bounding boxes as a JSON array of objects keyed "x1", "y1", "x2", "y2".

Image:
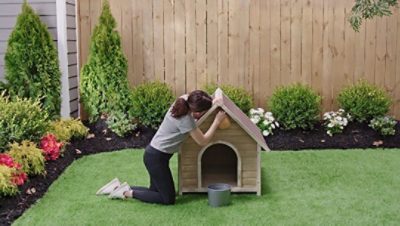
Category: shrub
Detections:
[
  {"x1": 80, "y1": 0, "x2": 133, "y2": 122},
  {"x1": 268, "y1": 83, "x2": 321, "y2": 130},
  {"x1": 106, "y1": 111, "x2": 137, "y2": 137},
  {"x1": 131, "y1": 81, "x2": 175, "y2": 129},
  {"x1": 0, "y1": 165, "x2": 19, "y2": 196},
  {"x1": 40, "y1": 134, "x2": 63, "y2": 161},
  {"x1": 8, "y1": 141, "x2": 45, "y2": 176},
  {"x1": 0, "y1": 153, "x2": 27, "y2": 189},
  {"x1": 204, "y1": 83, "x2": 254, "y2": 114},
  {"x1": 323, "y1": 109, "x2": 352, "y2": 136},
  {"x1": 4, "y1": 1, "x2": 61, "y2": 119},
  {"x1": 249, "y1": 108, "x2": 279, "y2": 136},
  {"x1": 0, "y1": 82, "x2": 8, "y2": 96},
  {"x1": 337, "y1": 80, "x2": 392, "y2": 122},
  {"x1": 0, "y1": 94, "x2": 49, "y2": 152},
  {"x1": 369, "y1": 116, "x2": 397, "y2": 136},
  {"x1": 48, "y1": 118, "x2": 89, "y2": 142}
]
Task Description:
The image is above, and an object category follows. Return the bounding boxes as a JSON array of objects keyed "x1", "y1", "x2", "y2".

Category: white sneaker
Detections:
[
  {"x1": 108, "y1": 182, "x2": 131, "y2": 199},
  {"x1": 96, "y1": 178, "x2": 121, "y2": 195}
]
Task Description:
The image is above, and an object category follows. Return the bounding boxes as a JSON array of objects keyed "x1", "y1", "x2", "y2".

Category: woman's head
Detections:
[{"x1": 171, "y1": 90, "x2": 212, "y2": 118}]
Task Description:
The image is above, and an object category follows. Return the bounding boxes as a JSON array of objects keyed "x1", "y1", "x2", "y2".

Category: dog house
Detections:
[{"x1": 178, "y1": 88, "x2": 270, "y2": 196}]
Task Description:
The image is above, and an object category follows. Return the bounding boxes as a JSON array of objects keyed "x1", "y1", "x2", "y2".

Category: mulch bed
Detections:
[{"x1": 0, "y1": 119, "x2": 399, "y2": 225}]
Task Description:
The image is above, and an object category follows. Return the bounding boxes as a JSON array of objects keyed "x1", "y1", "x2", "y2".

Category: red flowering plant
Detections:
[
  {"x1": 0, "y1": 153, "x2": 27, "y2": 186},
  {"x1": 40, "y1": 134, "x2": 64, "y2": 161}
]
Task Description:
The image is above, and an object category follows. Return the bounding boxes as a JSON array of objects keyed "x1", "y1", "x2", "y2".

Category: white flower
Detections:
[
  {"x1": 323, "y1": 113, "x2": 332, "y2": 120},
  {"x1": 275, "y1": 122, "x2": 279, "y2": 127},
  {"x1": 266, "y1": 115, "x2": 274, "y2": 121},
  {"x1": 249, "y1": 109, "x2": 256, "y2": 115},
  {"x1": 262, "y1": 130, "x2": 270, "y2": 136},
  {"x1": 327, "y1": 123, "x2": 334, "y2": 128},
  {"x1": 265, "y1": 112, "x2": 273, "y2": 117},
  {"x1": 271, "y1": 124, "x2": 276, "y2": 129},
  {"x1": 250, "y1": 116, "x2": 260, "y2": 124},
  {"x1": 257, "y1": 108, "x2": 265, "y2": 114},
  {"x1": 263, "y1": 120, "x2": 269, "y2": 125}
]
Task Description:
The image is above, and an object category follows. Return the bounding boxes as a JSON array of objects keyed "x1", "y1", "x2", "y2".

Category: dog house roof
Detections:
[{"x1": 197, "y1": 88, "x2": 270, "y2": 151}]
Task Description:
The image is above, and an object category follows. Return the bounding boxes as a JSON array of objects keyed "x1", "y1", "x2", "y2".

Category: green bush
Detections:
[
  {"x1": 369, "y1": 116, "x2": 397, "y2": 136},
  {"x1": 0, "y1": 82, "x2": 8, "y2": 96},
  {"x1": 4, "y1": 1, "x2": 61, "y2": 119},
  {"x1": 204, "y1": 83, "x2": 254, "y2": 114},
  {"x1": 80, "y1": 0, "x2": 133, "y2": 122},
  {"x1": 0, "y1": 94, "x2": 49, "y2": 152},
  {"x1": 268, "y1": 83, "x2": 321, "y2": 130},
  {"x1": 337, "y1": 80, "x2": 392, "y2": 122},
  {"x1": 48, "y1": 118, "x2": 89, "y2": 142},
  {"x1": 131, "y1": 81, "x2": 175, "y2": 129},
  {"x1": 106, "y1": 111, "x2": 137, "y2": 137},
  {"x1": 8, "y1": 141, "x2": 46, "y2": 176},
  {"x1": 0, "y1": 165, "x2": 18, "y2": 196}
]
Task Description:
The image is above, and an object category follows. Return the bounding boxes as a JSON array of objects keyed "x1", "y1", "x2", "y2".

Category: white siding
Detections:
[{"x1": 65, "y1": 0, "x2": 78, "y2": 117}]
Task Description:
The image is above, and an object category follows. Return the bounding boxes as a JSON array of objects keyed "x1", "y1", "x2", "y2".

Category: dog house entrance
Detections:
[{"x1": 201, "y1": 143, "x2": 237, "y2": 187}]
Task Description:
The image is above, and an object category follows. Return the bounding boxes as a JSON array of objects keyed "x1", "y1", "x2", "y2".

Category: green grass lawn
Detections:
[{"x1": 14, "y1": 149, "x2": 400, "y2": 226}]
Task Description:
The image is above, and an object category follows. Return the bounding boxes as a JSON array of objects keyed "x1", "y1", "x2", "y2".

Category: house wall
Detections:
[
  {"x1": 180, "y1": 110, "x2": 258, "y2": 190},
  {"x1": 0, "y1": 0, "x2": 79, "y2": 117},
  {"x1": 65, "y1": 0, "x2": 78, "y2": 117}
]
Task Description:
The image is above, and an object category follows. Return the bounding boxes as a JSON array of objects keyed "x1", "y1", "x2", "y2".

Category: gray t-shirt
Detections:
[{"x1": 150, "y1": 97, "x2": 197, "y2": 154}]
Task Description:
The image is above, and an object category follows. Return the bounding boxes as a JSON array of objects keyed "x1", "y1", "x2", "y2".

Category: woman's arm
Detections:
[{"x1": 190, "y1": 110, "x2": 226, "y2": 146}]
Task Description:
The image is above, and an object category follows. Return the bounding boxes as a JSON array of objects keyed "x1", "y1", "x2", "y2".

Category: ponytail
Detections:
[
  {"x1": 171, "y1": 97, "x2": 189, "y2": 118},
  {"x1": 170, "y1": 90, "x2": 212, "y2": 118}
]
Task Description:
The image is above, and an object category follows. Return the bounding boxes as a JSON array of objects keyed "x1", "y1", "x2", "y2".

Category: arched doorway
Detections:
[{"x1": 200, "y1": 143, "x2": 238, "y2": 187}]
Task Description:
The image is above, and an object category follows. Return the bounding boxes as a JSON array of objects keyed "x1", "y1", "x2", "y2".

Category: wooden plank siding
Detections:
[
  {"x1": 180, "y1": 111, "x2": 258, "y2": 190},
  {"x1": 76, "y1": 0, "x2": 400, "y2": 119}
]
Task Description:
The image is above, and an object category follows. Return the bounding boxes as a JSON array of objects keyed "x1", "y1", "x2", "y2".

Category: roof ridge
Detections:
[{"x1": 197, "y1": 87, "x2": 270, "y2": 151}]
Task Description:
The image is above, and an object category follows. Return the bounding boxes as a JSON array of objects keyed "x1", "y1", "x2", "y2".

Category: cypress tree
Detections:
[
  {"x1": 80, "y1": 0, "x2": 132, "y2": 122},
  {"x1": 4, "y1": 1, "x2": 61, "y2": 119}
]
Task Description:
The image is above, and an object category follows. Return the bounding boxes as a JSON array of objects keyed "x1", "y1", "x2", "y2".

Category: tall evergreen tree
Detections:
[
  {"x1": 80, "y1": 0, "x2": 133, "y2": 122},
  {"x1": 4, "y1": 1, "x2": 61, "y2": 118}
]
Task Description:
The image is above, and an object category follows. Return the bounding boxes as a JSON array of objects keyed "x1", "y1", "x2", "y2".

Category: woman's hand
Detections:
[
  {"x1": 190, "y1": 110, "x2": 227, "y2": 146},
  {"x1": 215, "y1": 110, "x2": 227, "y2": 124},
  {"x1": 212, "y1": 96, "x2": 223, "y2": 105}
]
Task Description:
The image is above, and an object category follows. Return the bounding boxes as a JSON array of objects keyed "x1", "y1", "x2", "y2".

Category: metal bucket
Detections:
[{"x1": 207, "y1": 183, "x2": 231, "y2": 207}]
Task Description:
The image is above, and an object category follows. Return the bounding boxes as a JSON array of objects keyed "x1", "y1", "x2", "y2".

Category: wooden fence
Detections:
[{"x1": 78, "y1": 0, "x2": 400, "y2": 118}]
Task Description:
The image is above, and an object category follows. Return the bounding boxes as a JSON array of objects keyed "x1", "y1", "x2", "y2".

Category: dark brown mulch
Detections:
[
  {"x1": 0, "y1": 119, "x2": 399, "y2": 225},
  {"x1": 266, "y1": 121, "x2": 400, "y2": 150}
]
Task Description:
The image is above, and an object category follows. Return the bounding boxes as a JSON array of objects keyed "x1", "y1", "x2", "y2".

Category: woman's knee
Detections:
[{"x1": 162, "y1": 194, "x2": 176, "y2": 205}]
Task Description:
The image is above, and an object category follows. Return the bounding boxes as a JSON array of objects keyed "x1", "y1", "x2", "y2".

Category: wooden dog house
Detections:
[{"x1": 178, "y1": 88, "x2": 270, "y2": 196}]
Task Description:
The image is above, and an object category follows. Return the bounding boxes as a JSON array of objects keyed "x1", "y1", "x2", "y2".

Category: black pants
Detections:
[{"x1": 131, "y1": 145, "x2": 175, "y2": 205}]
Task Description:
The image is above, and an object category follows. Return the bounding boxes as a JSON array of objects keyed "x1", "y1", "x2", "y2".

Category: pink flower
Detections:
[
  {"x1": 40, "y1": 134, "x2": 63, "y2": 161},
  {"x1": 12, "y1": 171, "x2": 27, "y2": 186},
  {"x1": 0, "y1": 153, "x2": 16, "y2": 168},
  {"x1": 0, "y1": 154, "x2": 27, "y2": 186}
]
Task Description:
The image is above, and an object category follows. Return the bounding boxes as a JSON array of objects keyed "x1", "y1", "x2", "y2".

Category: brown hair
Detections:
[{"x1": 171, "y1": 90, "x2": 212, "y2": 118}]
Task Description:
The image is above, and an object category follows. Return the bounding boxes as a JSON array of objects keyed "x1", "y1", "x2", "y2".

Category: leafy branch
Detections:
[{"x1": 349, "y1": 0, "x2": 398, "y2": 32}]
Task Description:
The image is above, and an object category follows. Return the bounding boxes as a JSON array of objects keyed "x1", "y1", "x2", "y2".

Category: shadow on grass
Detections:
[
  {"x1": 261, "y1": 167, "x2": 272, "y2": 195},
  {"x1": 176, "y1": 194, "x2": 207, "y2": 205}
]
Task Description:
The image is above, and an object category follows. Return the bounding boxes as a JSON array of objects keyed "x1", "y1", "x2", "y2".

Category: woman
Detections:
[{"x1": 99, "y1": 90, "x2": 226, "y2": 205}]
